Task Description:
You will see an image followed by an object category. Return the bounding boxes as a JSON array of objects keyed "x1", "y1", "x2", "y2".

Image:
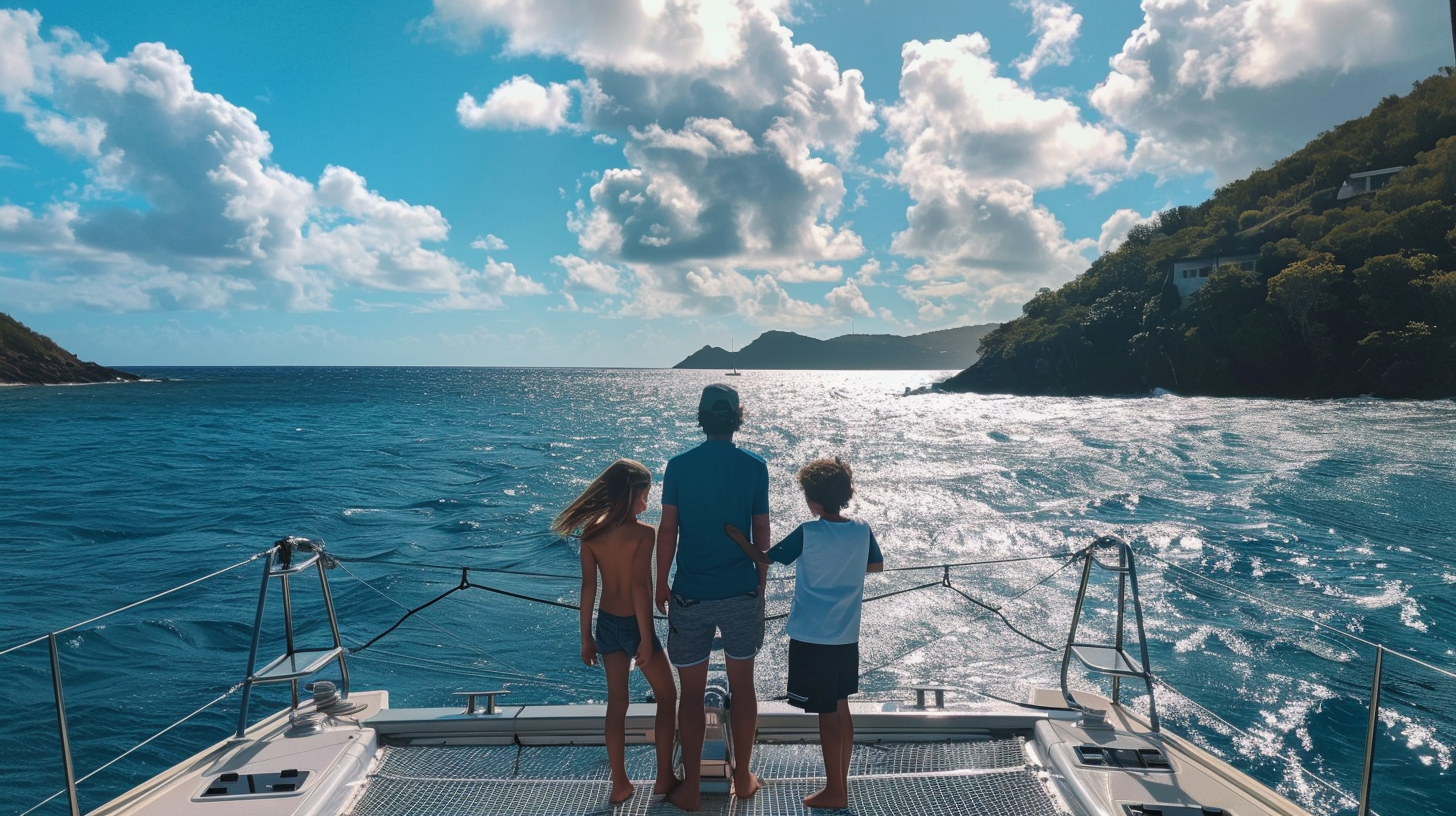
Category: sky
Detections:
[{"x1": 0, "y1": 1, "x2": 1450, "y2": 367}]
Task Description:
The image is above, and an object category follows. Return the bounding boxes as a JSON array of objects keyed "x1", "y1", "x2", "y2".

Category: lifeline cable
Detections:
[
  {"x1": 18, "y1": 682, "x2": 246, "y2": 816},
  {"x1": 349, "y1": 551, "x2": 1087, "y2": 659},
  {"x1": 335, "y1": 560, "x2": 539, "y2": 679},
  {"x1": 0, "y1": 549, "x2": 271, "y2": 657}
]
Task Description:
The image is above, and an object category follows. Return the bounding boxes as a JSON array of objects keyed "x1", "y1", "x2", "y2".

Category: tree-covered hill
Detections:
[{"x1": 943, "y1": 72, "x2": 1456, "y2": 399}]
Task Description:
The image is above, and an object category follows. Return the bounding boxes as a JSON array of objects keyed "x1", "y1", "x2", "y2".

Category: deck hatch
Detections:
[
  {"x1": 1120, "y1": 804, "x2": 1227, "y2": 816},
  {"x1": 196, "y1": 769, "x2": 310, "y2": 799},
  {"x1": 1075, "y1": 745, "x2": 1172, "y2": 771}
]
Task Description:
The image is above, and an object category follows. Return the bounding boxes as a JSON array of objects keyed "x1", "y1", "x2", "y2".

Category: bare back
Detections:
[{"x1": 583, "y1": 519, "x2": 654, "y2": 617}]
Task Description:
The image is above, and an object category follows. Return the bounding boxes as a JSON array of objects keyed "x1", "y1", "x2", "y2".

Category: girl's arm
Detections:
[
  {"x1": 579, "y1": 541, "x2": 598, "y2": 666},
  {"x1": 632, "y1": 526, "x2": 656, "y2": 667}
]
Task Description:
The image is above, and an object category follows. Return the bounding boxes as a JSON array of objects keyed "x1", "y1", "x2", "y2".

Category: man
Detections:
[{"x1": 656, "y1": 383, "x2": 770, "y2": 810}]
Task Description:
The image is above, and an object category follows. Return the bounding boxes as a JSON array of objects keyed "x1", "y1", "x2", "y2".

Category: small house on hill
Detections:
[
  {"x1": 1336, "y1": 166, "x2": 1403, "y2": 200},
  {"x1": 1171, "y1": 253, "x2": 1258, "y2": 303}
]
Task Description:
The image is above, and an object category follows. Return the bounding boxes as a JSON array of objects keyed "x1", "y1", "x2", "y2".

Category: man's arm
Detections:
[
  {"x1": 750, "y1": 512, "x2": 771, "y2": 591},
  {"x1": 655, "y1": 504, "x2": 678, "y2": 614}
]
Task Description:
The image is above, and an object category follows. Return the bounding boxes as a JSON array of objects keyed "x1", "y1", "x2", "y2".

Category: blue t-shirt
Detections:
[
  {"x1": 769, "y1": 518, "x2": 883, "y2": 645},
  {"x1": 662, "y1": 440, "x2": 770, "y2": 599}
]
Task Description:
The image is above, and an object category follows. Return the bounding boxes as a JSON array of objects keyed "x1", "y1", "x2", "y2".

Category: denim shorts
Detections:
[
  {"x1": 594, "y1": 609, "x2": 664, "y2": 656},
  {"x1": 667, "y1": 591, "x2": 764, "y2": 667}
]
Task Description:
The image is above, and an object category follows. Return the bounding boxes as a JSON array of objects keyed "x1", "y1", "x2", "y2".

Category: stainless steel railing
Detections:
[
  {"x1": 1148, "y1": 551, "x2": 1456, "y2": 816},
  {"x1": 2, "y1": 550, "x2": 267, "y2": 816}
]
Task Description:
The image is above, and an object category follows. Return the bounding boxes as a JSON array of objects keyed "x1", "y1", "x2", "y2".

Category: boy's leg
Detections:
[
  {"x1": 724, "y1": 655, "x2": 761, "y2": 799},
  {"x1": 668, "y1": 661, "x2": 708, "y2": 812},
  {"x1": 638, "y1": 651, "x2": 680, "y2": 795},
  {"x1": 602, "y1": 652, "x2": 636, "y2": 804},
  {"x1": 804, "y1": 701, "x2": 849, "y2": 810},
  {"x1": 839, "y1": 701, "x2": 854, "y2": 796}
]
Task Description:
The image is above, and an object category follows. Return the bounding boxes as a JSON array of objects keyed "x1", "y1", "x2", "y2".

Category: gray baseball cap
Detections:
[{"x1": 698, "y1": 383, "x2": 740, "y2": 412}]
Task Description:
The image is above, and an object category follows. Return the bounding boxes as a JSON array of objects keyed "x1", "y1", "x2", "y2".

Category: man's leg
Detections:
[
  {"x1": 724, "y1": 656, "x2": 762, "y2": 799},
  {"x1": 667, "y1": 660, "x2": 708, "y2": 812}
]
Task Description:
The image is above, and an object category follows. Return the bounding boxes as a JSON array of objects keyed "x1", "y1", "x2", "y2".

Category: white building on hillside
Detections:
[
  {"x1": 1337, "y1": 166, "x2": 1403, "y2": 200},
  {"x1": 1172, "y1": 254, "x2": 1258, "y2": 303}
]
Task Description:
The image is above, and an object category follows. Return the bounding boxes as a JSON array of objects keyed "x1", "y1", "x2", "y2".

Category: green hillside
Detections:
[
  {"x1": 0, "y1": 312, "x2": 138, "y2": 384},
  {"x1": 943, "y1": 72, "x2": 1456, "y2": 398}
]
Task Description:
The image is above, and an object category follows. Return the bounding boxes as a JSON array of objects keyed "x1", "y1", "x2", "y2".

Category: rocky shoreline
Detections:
[{"x1": 0, "y1": 313, "x2": 139, "y2": 386}]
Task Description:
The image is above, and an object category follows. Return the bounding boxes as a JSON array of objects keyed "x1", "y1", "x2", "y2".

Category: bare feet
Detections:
[
  {"x1": 652, "y1": 776, "x2": 681, "y2": 797},
  {"x1": 665, "y1": 782, "x2": 700, "y2": 812},
  {"x1": 733, "y1": 772, "x2": 762, "y2": 800},
  {"x1": 802, "y1": 786, "x2": 848, "y2": 810},
  {"x1": 609, "y1": 777, "x2": 635, "y2": 805}
]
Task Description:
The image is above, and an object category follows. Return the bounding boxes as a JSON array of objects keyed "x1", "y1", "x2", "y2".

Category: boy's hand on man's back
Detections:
[{"x1": 723, "y1": 523, "x2": 750, "y2": 548}]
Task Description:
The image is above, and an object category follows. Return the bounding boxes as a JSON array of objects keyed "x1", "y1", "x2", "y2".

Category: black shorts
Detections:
[{"x1": 787, "y1": 639, "x2": 858, "y2": 714}]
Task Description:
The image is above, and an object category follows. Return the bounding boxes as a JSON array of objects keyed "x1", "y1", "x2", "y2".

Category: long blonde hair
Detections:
[{"x1": 551, "y1": 459, "x2": 652, "y2": 540}]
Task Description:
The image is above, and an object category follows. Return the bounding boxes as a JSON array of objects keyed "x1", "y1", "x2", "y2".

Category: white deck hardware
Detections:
[
  {"x1": 236, "y1": 537, "x2": 352, "y2": 738},
  {"x1": 454, "y1": 689, "x2": 511, "y2": 715}
]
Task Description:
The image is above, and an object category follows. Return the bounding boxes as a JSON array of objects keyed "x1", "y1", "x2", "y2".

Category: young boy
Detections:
[{"x1": 725, "y1": 457, "x2": 883, "y2": 810}]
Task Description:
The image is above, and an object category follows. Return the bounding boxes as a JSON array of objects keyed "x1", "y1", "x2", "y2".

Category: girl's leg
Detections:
[
  {"x1": 639, "y1": 651, "x2": 681, "y2": 795},
  {"x1": 602, "y1": 652, "x2": 636, "y2": 804}
]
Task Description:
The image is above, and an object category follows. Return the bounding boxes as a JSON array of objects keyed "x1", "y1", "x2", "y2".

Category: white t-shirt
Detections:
[{"x1": 768, "y1": 518, "x2": 883, "y2": 645}]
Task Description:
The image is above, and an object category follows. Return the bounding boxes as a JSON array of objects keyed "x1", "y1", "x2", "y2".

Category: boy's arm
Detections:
[
  {"x1": 723, "y1": 523, "x2": 771, "y2": 565},
  {"x1": 632, "y1": 527, "x2": 656, "y2": 666},
  {"x1": 867, "y1": 527, "x2": 884, "y2": 573},
  {"x1": 655, "y1": 504, "x2": 678, "y2": 613},
  {"x1": 579, "y1": 543, "x2": 598, "y2": 666}
]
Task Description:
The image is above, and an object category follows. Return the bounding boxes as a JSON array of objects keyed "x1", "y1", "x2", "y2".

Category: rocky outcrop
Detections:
[
  {"x1": 0, "y1": 313, "x2": 139, "y2": 385},
  {"x1": 674, "y1": 325, "x2": 998, "y2": 370}
]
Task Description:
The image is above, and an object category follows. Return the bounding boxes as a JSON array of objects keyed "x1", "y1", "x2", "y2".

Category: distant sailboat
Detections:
[{"x1": 726, "y1": 338, "x2": 742, "y2": 375}]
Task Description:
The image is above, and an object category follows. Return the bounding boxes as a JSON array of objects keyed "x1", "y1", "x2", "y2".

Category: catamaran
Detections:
[{"x1": 14, "y1": 534, "x2": 1449, "y2": 816}]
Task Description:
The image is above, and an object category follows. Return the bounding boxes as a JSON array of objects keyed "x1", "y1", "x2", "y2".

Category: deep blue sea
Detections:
[{"x1": 2, "y1": 367, "x2": 1453, "y2": 816}]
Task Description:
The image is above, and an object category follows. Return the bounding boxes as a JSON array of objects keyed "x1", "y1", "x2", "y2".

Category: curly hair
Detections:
[
  {"x1": 798, "y1": 457, "x2": 853, "y2": 513},
  {"x1": 551, "y1": 458, "x2": 652, "y2": 541}
]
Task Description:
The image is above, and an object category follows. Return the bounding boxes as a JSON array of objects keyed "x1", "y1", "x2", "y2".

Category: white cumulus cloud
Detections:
[
  {"x1": 882, "y1": 33, "x2": 1121, "y2": 322},
  {"x1": 553, "y1": 253, "x2": 623, "y2": 293},
  {"x1": 457, "y1": 74, "x2": 573, "y2": 131},
  {"x1": 0, "y1": 10, "x2": 541, "y2": 312},
  {"x1": 1014, "y1": 0, "x2": 1082, "y2": 80},
  {"x1": 1091, "y1": 0, "x2": 1448, "y2": 181},
  {"x1": 440, "y1": 0, "x2": 875, "y2": 318},
  {"x1": 1097, "y1": 208, "x2": 1154, "y2": 256}
]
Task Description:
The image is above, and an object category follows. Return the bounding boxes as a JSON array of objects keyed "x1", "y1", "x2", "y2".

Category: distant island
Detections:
[
  {"x1": 674, "y1": 325, "x2": 998, "y2": 370},
  {"x1": 941, "y1": 72, "x2": 1456, "y2": 399},
  {"x1": 0, "y1": 312, "x2": 139, "y2": 385}
]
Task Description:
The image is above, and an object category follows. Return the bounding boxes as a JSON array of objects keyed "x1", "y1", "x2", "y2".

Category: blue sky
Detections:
[{"x1": 0, "y1": 1, "x2": 1449, "y2": 366}]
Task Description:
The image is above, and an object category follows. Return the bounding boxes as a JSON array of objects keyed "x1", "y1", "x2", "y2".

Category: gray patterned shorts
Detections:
[{"x1": 667, "y1": 591, "x2": 764, "y2": 667}]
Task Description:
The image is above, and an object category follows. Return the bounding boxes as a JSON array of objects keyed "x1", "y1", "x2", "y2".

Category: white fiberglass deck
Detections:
[{"x1": 347, "y1": 740, "x2": 1064, "y2": 816}]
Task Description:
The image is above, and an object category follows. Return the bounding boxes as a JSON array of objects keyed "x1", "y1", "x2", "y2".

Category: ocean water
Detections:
[{"x1": 1, "y1": 367, "x2": 1453, "y2": 816}]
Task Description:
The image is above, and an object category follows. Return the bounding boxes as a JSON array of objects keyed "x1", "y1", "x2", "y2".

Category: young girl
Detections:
[{"x1": 552, "y1": 459, "x2": 679, "y2": 804}]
